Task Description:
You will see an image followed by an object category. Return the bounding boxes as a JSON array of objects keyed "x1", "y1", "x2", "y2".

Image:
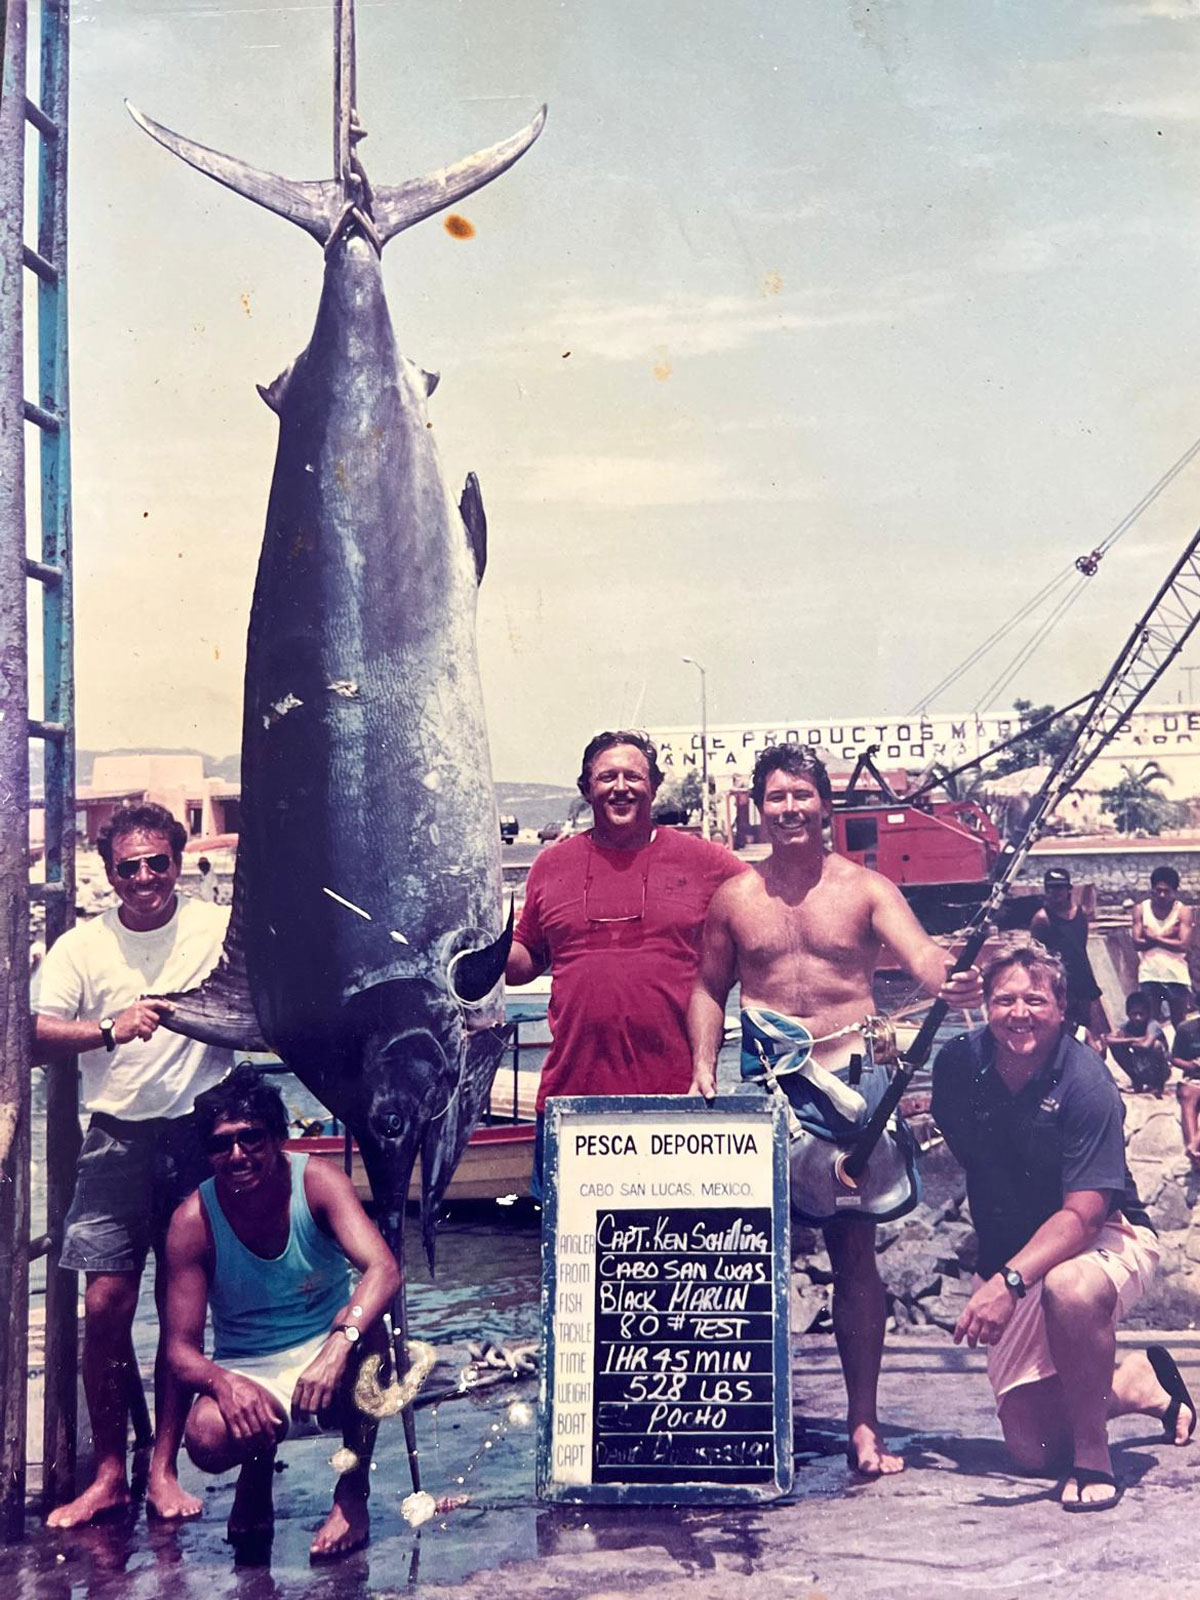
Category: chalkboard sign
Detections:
[{"x1": 537, "y1": 1094, "x2": 792, "y2": 1504}]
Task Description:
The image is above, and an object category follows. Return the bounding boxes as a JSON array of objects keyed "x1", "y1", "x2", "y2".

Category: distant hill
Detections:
[
  {"x1": 494, "y1": 782, "x2": 579, "y2": 832},
  {"x1": 31, "y1": 747, "x2": 574, "y2": 829}
]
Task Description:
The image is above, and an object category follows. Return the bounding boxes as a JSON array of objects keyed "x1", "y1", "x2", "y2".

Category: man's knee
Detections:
[
  {"x1": 83, "y1": 1273, "x2": 140, "y2": 1339},
  {"x1": 824, "y1": 1220, "x2": 881, "y2": 1287},
  {"x1": 1041, "y1": 1257, "x2": 1115, "y2": 1320},
  {"x1": 184, "y1": 1398, "x2": 226, "y2": 1468}
]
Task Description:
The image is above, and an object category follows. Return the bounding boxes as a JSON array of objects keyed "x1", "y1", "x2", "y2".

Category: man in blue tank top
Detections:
[{"x1": 163, "y1": 1066, "x2": 402, "y2": 1559}]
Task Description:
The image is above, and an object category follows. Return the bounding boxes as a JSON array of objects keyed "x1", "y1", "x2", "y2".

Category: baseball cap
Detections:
[{"x1": 1043, "y1": 867, "x2": 1072, "y2": 888}]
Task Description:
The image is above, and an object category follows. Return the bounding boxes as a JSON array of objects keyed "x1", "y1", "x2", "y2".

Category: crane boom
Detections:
[{"x1": 842, "y1": 525, "x2": 1200, "y2": 1184}]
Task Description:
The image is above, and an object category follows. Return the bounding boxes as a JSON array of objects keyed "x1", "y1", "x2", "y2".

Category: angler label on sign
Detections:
[{"x1": 536, "y1": 1095, "x2": 792, "y2": 1505}]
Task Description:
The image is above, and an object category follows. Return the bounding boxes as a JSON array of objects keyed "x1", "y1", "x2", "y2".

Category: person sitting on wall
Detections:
[
  {"x1": 163, "y1": 1065, "x2": 402, "y2": 1559},
  {"x1": 1169, "y1": 993, "x2": 1200, "y2": 1170},
  {"x1": 1098, "y1": 990, "x2": 1170, "y2": 1097},
  {"x1": 932, "y1": 945, "x2": 1194, "y2": 1511}
]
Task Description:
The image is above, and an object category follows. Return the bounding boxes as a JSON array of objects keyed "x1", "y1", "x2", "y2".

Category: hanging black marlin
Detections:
[{"x1": 127, "y1": 4, "x2": 544, "y2": 1277}]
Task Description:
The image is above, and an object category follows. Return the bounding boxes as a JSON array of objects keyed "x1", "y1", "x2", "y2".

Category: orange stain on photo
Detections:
[{"x1": 444, "y1": 214, "x2": 476, "y2": 240}]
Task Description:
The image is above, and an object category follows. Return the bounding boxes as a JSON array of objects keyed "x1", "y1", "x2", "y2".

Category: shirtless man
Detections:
[{"x1": 688, "y1": 743, "x2": 982, "y2": 1476}]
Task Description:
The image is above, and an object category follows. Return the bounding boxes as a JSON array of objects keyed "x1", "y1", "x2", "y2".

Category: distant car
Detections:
[
  {"x1": 537, "y1": 819, "x2": 564, "y2": 843},
  {"x1": 499, "y1": 813, "x2": 519, "y2": 844}
]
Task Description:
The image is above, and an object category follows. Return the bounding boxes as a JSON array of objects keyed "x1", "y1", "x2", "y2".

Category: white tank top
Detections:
[{"x1": 1138, "y1": 899, "x2": 1191, "y2": 986}]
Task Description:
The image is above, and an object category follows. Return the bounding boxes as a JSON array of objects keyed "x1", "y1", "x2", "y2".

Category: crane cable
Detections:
[{"x1": 910, "y1": 430, "x2": 1200, "y2": 716}]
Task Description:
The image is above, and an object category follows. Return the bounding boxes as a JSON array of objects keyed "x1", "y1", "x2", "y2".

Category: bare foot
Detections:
[
  {"x1": 846, "y1": 1422, "x2": 905, "y2": 1477},
  {"x1": 46, "y1": 1473, "x2": 132, "y2": 1528},
  {"x1": 1060, "y1": 1465, "x2": 1121, "y2": 1509},
  {"x1": 226, "y1": 1454, "x2": 276, "y2": 1544},
  {"x1": 146, "y1": 1468, "x2": 203, "y2": 1522},
  {"x1": 310, "y1": 1480, "x2": 369, "y2": 1562}
]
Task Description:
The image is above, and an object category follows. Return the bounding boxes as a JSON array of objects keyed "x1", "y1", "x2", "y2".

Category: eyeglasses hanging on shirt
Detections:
[{"x1": 583, "y1": 845, "x2": 650, "y2": 924}]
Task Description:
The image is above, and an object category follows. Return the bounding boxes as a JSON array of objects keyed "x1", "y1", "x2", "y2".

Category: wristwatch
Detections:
[
  {"x1": 1001, "y1": 1265, "x2": 1027, "y2": 1299},
  {"x1": 99, "y1": 1017, "x2": 117, "y2": 1053},
  {"x1": 341, "y1": 1324, "x2": 361, "y2": 1345}
]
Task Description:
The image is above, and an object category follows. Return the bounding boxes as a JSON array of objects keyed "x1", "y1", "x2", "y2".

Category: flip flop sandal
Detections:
[
  {"x1": 1147, "y1": 1344, "x2": 1198, "y2": 1443},
  {"x1": 1060, "y1": 1467, "x2": 1123, "y2": 1513}
]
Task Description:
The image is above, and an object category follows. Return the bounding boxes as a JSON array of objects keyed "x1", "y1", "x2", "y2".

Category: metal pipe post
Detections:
[
  {"x1": 36, "y1": 0, "x2": 79, "y2": 1511},
  {"x1": 0, "y1": 0, "x2": 34, "y2": 1543}
]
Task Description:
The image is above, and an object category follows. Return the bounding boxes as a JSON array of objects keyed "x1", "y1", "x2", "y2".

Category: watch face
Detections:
[{"x1": 343, "y1": 1325, "x2": 360, "y2": 1344}]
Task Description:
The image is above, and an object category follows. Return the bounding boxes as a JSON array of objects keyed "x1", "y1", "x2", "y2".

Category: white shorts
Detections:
[
  {"x1": 224, "y1": 1330, "x2": 337, "y2": 1441},
  {"x1": 981, "y1": 1217, "x2": 1160, "y2": 1402}
]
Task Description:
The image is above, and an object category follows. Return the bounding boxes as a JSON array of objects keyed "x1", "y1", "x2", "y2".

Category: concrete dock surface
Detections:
[{"x1": 3, "y1": 1330, "x2": 1196, "y2": 1600}]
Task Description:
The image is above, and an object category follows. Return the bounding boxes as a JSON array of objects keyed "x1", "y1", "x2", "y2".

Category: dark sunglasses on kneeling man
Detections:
[{"x1": 206, "y1": 1127, "x2": 271, "y2": 1158}]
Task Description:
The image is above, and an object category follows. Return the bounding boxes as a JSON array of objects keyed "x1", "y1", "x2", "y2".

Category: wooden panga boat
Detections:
[{"x1": 289, "y1": 1118, "x2": 537, "y2": 1205}]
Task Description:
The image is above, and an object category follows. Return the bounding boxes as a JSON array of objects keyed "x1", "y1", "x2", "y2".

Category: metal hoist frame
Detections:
[{"x1": 1, "y1": 0, "x2": 78, "y2": 1537}]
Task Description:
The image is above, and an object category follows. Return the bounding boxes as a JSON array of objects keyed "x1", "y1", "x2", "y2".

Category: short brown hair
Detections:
[
  {"x1": 96, "y1": 802, "x2": 188, "y2": 870},
  {"x1": 982, "y1": 942, "x2": 1067, "y2": 1010},
  {"x1": 577, "y1": 730, "x2": 664, "y2": 798},
  {"x1": 750, "y1": 743, "x2": 832, "y2": 809}
]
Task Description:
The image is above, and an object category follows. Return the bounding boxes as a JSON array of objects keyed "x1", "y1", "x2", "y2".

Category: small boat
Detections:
[{"x1": 291, "y1": 1119, "x2": 537, "y2": 1205}]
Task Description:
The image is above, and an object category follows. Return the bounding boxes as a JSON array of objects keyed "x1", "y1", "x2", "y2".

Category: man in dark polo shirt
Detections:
[{"x1": 932, "y1": 945, "x2": 1194, "y2": 1511}]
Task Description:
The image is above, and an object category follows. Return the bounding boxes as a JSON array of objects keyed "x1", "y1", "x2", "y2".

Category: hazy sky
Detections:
[{"x1": 31, "y1": 0, "x2": 1200, "y2": 782}]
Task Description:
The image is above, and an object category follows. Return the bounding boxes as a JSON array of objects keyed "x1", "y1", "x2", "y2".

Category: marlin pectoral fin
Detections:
[
  {"x1": 158, "y1": 896, "x2": 268, "y2": 1051},
  {"x1": 126, "y1": 101, "x2": 343, "y2": 244},
  {"x1": 459, "y1": 472, "x2": 487, "y2": 583},
  {"x1": 372, "y1": 105, "x2": 547, "y2": 245},
  {"x1": 448, "y1": 898, "x2": 513, "y2": 1004}
]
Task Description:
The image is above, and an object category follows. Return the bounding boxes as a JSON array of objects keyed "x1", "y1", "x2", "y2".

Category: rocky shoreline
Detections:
[{"x1": 790, "y1": 1084, "x2": 1200, "y2": 1336}]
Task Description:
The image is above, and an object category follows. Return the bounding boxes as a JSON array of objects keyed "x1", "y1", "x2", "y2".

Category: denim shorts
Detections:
[{"x1": 59, "y1": 1112, "x2": 210, "y2": 1275}]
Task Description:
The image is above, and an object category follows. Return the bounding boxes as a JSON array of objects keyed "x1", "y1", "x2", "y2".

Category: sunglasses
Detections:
[
  {"x1": 584, "y1": 852, "x2": 650, "y2": 924},
  {"x1": 206, "y1": 1127, "x2": 270, "y2": 1158},
  {"x1": 113, "y1": 853, "x2": 173, "y2": 880}
]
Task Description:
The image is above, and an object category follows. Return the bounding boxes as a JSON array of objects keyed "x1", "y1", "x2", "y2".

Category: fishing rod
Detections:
[{"x1": 838, "y1": 525, "x2": 1200, "y2": 1190}]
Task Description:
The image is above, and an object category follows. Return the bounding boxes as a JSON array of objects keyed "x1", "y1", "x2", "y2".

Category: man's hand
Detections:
[
  {"x1": 689, "y1": 1061, "x2": 718, "y2": 1102},
  {"x1": 213, "y1": 1371, "x2": 286, "y2": 1447},
  {"x1": 291, "y1": 1336, "x2": 351, "y2": 1421},
  {"x1": 939, "y1": 963, "x2": 984, "y2": 1012},
  {"x1": 953, "y1": 1274, "x2": 1018, "y2": 1348},
  {"x1": 113, "y1": 998, "x2": 174, "y2": 1044}
]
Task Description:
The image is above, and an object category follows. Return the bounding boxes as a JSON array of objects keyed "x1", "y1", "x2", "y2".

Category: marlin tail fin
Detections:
[{"x1": 126, "y1": 99, "x2": 546, "y2": 249}]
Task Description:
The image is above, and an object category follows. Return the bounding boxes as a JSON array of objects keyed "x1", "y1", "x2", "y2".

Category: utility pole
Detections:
[{"x1": 681, "y1": 656, "x2": 710, "y2": 839}]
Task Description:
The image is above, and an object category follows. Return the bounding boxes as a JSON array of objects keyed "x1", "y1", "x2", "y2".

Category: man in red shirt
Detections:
[{"x1": 506, "y1": 730, "x2": 745, "y2": 1187}]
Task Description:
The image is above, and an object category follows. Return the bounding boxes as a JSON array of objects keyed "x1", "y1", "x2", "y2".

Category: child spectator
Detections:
[
  {"x1": 1169, "y1": 993, "x2": 1200, "y2": 1170},
  {"x1": 1099, "y1": 991, "x2": 1170, "y2": 1097}
]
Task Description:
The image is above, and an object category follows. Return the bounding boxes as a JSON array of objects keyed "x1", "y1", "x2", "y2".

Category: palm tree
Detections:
[{"x1": 1100, "y1": 760, "x2": 1178, "y2": 835}]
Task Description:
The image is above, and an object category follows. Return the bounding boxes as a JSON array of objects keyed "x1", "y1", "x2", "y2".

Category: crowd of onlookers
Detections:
[{"x1": 1031, "y1": 862, "x2": 1200, "y2": 1171}]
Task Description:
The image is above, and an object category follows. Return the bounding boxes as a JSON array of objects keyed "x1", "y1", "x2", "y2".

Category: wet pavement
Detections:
[{"x1": 8, "y1": 1276, "x2": 1200, "y2": 1600}]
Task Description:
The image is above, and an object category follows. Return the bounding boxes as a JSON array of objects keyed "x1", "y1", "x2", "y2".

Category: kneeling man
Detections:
[
  {"x1": 933, "y1": 946, "x2": 1195, "y2": 1511},
  {"x1": 164, "y1": 1066, "x2": 401, "y2": 1557}
]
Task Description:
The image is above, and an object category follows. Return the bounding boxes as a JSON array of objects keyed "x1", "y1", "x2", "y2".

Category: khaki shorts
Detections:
[
  {"x1": 982, "y1": 1218, "x2": 1160, "y2": 1402},
  {"x1": 223, "y1": 1331, "x2": 338, "y2": 1441}
]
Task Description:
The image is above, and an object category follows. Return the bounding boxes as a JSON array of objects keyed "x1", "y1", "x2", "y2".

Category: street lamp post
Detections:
[{"x1": 681, "y1": 655, "x2": 710, "y2": 839}]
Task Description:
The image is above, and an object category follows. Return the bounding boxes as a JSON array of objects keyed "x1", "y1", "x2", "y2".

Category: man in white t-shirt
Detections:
[{"x1": 35, "y1": 803, "x2": 232, "y2": 1527}]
